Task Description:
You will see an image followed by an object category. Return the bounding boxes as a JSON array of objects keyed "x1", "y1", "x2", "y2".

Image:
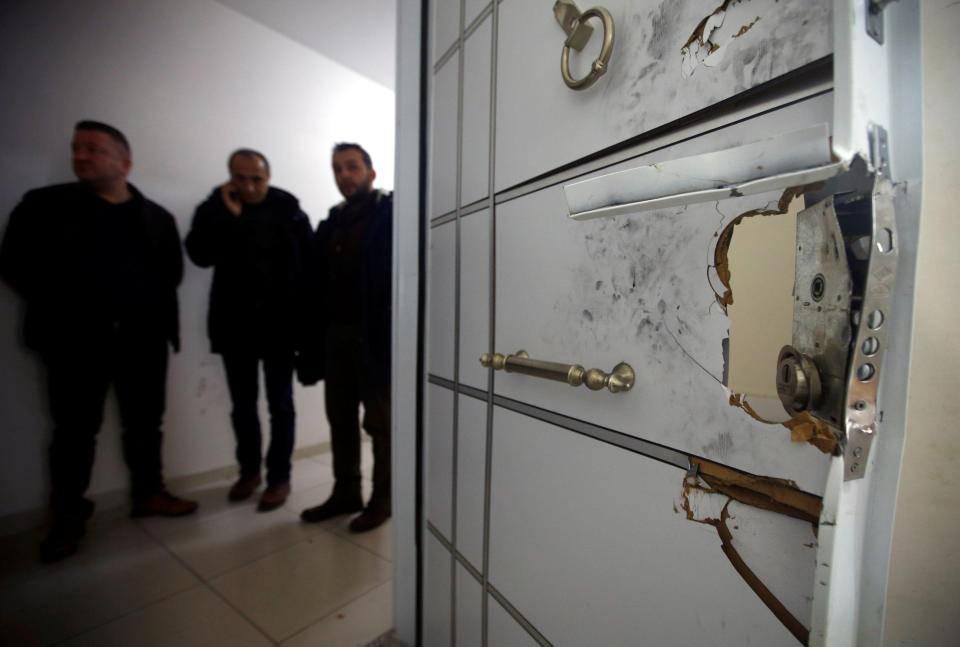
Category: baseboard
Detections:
[{"x1": 0, "y1": 441, "x2": 332, "y2": 538}]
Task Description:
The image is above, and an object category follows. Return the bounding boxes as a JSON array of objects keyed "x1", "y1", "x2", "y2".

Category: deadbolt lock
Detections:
[{"x1": 776, "y1": 346, "x2": 823, "y2": 414}]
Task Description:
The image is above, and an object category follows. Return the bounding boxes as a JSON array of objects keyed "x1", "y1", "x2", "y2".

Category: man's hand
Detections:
[{"x1": 220, "y1": 182, "x2": 242, "y2": 216}]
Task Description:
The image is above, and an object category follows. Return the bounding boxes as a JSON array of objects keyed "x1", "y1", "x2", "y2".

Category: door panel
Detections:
[
  {"x1": 489, "y1": 407, "x2": 804, "y2": 646},
  {"x1": 461, "y1": 15, "x2": 492, "y2": 207},
  {"x1": 431, "y1": 59, "x2": 459, "y2": 218},
  {"x1": 433, "y1": 0, "x2": 460, "y2": 65},
  {"x1": 426, "y1": 384, "x2": 454, "y2": 538},
  {"x1": 465, "y1": 0, "x2": 489, "y2": 30},
  {"x1": 496, "y1": 0, "x2": 832, "y2": 191},
  {"x1": 488, "y1": 596, "x2": 539, "y2": 647},
  {"x1": 428, "y1": 221, "x2": 456, "y2": 380},
  {"x1": 458, "y1": 209, "x2": 491, "y2": 391},
  {"x1": 423, "y1": 532, "x2": 452, "y2": 647},
  {"x1": 495, "y1": 95, "x2": 834, "y2": 494},
  {"x1": 456, "y1": 393, "x2": 487, "y2": 569},
  {"x1": 456, "y1": 564, "x2": 483, "y2": 647}
]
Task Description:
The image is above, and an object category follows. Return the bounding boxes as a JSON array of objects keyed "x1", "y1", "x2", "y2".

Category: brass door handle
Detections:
[
  {"x1": 480, "y1": 350, "x2": 635, "y2": 394},
  {"x1": 554, "y1": 1, "x2": 615, "y2": 90}
]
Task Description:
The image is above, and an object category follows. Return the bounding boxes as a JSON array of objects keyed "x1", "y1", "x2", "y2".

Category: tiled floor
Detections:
[{"x1": 0, "y1": 448, "x2": 394, "y2": 646}]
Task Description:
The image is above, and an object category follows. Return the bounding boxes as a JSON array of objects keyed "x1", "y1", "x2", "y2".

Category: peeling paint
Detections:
[
  {"x1": 680, "y1": 457, "x2": 821, "y2": 644},
  {"x1": 681, "y1": 0, "x2": 764, "y2": 78}
]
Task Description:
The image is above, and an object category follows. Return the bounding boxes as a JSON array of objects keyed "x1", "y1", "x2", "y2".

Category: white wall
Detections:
[{"x1": 0, "y1": 0, "x2": 395, "y2": 520}]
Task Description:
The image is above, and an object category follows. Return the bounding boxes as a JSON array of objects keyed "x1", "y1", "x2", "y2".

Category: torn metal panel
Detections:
[
  {"x1": 681, "y1": 0, "x2": 764, "y2": 78},
  {"x1": 690, "y1": 457, "x2": 822, "y2": 523},
  {"x1": 729, "y1": 393, "x2": 840, "y2": 455},
  {"x1": 564, "y1": 124, "x2": 842, "y2": 221},
  {"x1": 681, "y1": 458, "x2": 822, "y2": 644}
]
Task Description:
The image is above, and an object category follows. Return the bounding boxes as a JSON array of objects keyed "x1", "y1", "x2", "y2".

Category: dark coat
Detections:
[
  {"x1": 308, "y1": 190, "x2": 393, "y2": 386},
  {"x1": 185, "y1": 186, "x2": 313, "y2": 355},
  {"x1": 0, "y1": 182, "x2": 182, "y2": 353}
]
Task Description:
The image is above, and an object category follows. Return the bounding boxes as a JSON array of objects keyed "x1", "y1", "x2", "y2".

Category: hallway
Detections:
[{"x1": 0, "y1": 448, "x2": 394, "y2": 646}]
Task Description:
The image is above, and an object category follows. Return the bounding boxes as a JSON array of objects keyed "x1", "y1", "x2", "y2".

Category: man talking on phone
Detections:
[{"x1": 185, "y1": 149, "x2": 313, "y2": 511}]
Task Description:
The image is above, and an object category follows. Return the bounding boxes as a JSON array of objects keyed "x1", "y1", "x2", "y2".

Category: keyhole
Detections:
[{"x1": 811, "y1": 274, "x2": 826, "y2": 302}]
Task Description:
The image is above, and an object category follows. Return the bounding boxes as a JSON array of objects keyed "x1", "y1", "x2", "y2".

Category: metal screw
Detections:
[
  {"x1": 853, "y1": 447, "x2": 863, "y2": 458},
  {"x1": 850, "y1": 462, "x2": 860, "y2": 473}
]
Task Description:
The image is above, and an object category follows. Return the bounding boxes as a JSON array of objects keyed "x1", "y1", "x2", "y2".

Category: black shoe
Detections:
[
  {"x1": 300, "y1": 493, "x2": 363, "y2": 523},
  {"x1": 348, "y1": 506, "x2": 391, "y2": 533},
  {"x1": 39, "y1": 517, "x2": 86, "y2": 564}
]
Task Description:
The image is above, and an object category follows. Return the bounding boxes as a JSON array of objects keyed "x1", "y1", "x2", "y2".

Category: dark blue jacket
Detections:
[{"x1": 312, "y1": 190, "x2": 392, "y2": 386}]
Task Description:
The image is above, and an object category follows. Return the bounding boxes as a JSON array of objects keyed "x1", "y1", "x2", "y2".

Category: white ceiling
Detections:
[{"x1": 216, "y1": 0, "x2": 397, "y2": 90}]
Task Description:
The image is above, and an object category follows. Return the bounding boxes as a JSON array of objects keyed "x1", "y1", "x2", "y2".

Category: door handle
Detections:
[
  {"x1": 480, "y1": 350, "x2": 635, "y2": 394},
  {"x1": 553, "y1": 1, "x2": 615, "y2": 90}
]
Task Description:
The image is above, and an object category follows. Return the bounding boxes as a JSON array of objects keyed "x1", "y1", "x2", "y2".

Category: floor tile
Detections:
[
  {"x1": 0, "y1": 519, "x2": 198, "y2": 646},
  {"x1": 157, "y1": 503, "x2": 314, "y2": 578},
  {"x1": 283, "y1": 580, "x2": 393, "y2": 647},
  {"x1": 59, "y1": 585, "x2": 272, "y2": 647},
  {"x1": 134, "y1": 479, "x2": 239, "y2": 541},
  {"x1": 211, "y1": 530, "x2": 392, "y2": 642},
  {"x1": 328, "y1": 516, "x2": 394, "y2": 563}
]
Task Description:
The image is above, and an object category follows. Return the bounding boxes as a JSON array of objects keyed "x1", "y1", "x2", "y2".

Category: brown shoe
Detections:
[
  {"x1": 228, "y1": 474, "x2": 262, "y2": 502},
  {"x1": 131, "y1": 491, "x2": 199, "y2": 518},
  {"x1": 257, "y1": 482, "x2": 291, "y2": 512}
]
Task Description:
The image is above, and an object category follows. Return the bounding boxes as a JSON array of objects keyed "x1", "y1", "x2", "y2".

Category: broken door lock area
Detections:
[{"x1": 775, "y1": 159, "x2": 898, "y2": 480}]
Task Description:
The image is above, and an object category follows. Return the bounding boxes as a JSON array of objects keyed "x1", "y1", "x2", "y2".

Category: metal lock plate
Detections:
[{"x1": 777, "y1": 158, "x2": 899, "y2": 480}]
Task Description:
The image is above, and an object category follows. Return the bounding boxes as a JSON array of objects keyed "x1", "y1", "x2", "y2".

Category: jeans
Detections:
[{"x1": 221, "y1": 351, "x2": 295, "y2": 486}]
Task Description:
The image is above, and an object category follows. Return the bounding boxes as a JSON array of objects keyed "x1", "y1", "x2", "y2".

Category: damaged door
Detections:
[{"x1": 421, "y1": 1, "x2": 921, "y2": 645}]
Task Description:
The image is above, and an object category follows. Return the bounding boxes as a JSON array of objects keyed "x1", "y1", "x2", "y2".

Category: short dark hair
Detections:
[
  {"x1": 228, "y1": 148, "x2": 271, "y2": 174},
  {"x1": 75, "y1": 120, "x2": 130, "y2": 156},
  {"x1": 333, "y1": 142, "x2": 372, "y2": 169}
]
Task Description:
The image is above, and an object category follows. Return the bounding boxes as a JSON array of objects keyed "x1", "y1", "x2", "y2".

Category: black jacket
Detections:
[
  {"x1": 185, "y1": 186, "x2": 313, "y2": 354},
  {"x1": 310, "y1": 190, "x2": 392, "y2": 386},
  {"x1": 0, "y1": 182, "x2": 182, "y2": 353}
]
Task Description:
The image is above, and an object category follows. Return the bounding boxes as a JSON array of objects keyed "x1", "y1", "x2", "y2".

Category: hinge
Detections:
[{"x1": 866, "y1": 0, "x2": 898, "y2": 44}]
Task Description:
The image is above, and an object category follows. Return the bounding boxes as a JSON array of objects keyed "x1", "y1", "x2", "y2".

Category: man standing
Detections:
[
  {"x1": 0, "y1": 121, "x2": 198, "y2": 563},
  {"x1": 185, "y1": 149, "x2": 313, "y2": 512},
  {"x1": 301, "y1": 143, "x2": 392, "y2": 533}
]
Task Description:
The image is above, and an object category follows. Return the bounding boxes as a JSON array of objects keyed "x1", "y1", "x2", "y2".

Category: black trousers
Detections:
[
  {"x1": 324, "y1": 324, "x2": 391, "y2": 510},
  {"x1": 221, "y1": 351, "x2": 296, "y2": 486},
  {"x1": 43, "y1": 328, "x2": 168, "y2": 517}
]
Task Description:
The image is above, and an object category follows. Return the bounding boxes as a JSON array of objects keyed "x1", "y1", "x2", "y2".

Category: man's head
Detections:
[
  {"x1": 72, "y1": 120, "x2": 131, "y2": 189},
  {"x1": 228, "y1": 149, "x2": 271, "y2": 204},
  {"x1": 332, "y1": 143, "x2": 376, "y2": 200}
]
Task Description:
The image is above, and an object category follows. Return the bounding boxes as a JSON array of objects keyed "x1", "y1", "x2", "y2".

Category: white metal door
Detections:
[{"x1": 420, "y1": 1, "x2": 922, "y2": 645}]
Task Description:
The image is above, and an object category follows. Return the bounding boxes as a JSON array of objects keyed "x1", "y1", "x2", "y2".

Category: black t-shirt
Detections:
[{"x1": 91, "y1": 195, "x2": 150, "y2": 326}]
